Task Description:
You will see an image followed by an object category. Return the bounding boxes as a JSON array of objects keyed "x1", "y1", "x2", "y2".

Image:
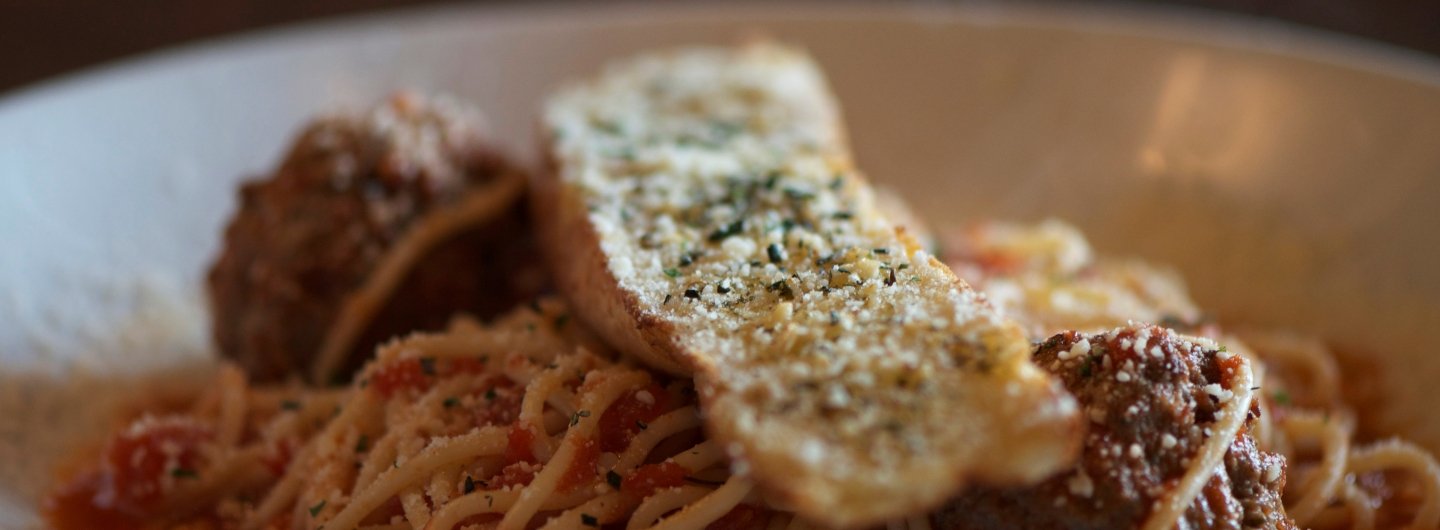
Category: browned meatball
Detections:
[
  {"x1": 207, "y1": 93, "x2": 544, "y2": 382},
  {"x1": 932, "y1": 326, "x2": 1294, "y2": 530}
]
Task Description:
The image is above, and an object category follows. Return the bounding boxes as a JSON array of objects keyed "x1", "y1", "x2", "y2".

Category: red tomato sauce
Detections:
[
  {"x1": 43, "y1": 471, "x2": 143, "y2": 530},
  {"x1": 449, "y1": 356, "x2": 490, "y2": 375},
  {"x1": 622, "y1": 461, "x2": 687, "y2": 499},
  {"x1": 368, "y1": 358, "x2": 433, "y2": 397},
  {"x1": 43, "y1": 418, "x2": 213, "y2": 530},
  {"x1": 491, "y1": 462, "x2": 538, "y2": 489},
  {"x1": 506, "y1": 424, "x2": 539, "y2": 464},
  {"x1": 707, "y1": 503, "x2": 769, "y2": 530},
  {"x1": 261, "y1": 437, "x2": 295, "y2": 476},
  {"x1": 472, "y1": 379, "x2": 522, "y2": 427},
  {"x1": 370, "y1": 357, "x2": 501, "y2": 398},
  {"x1": 599, "y1": 384, "x2": 671, "y2": 453}
]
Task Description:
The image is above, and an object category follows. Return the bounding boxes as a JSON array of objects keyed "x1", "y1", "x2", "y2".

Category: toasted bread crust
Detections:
[
  {"x1": 533, "y1": 148, "x2": 692, "y2": 375},
  {"x1": 534, "y1": 43, "x2": 1081, "y2": 527}
]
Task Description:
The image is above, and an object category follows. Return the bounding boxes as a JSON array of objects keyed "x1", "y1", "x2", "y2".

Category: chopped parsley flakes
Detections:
[{"x1": 571, "y1": 409, "x2": 592, "y2": 426}]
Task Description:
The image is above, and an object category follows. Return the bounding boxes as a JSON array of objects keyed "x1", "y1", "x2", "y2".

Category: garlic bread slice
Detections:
[{"x1": 535, "y1": 43, "x2": 1081, "y2": 527}]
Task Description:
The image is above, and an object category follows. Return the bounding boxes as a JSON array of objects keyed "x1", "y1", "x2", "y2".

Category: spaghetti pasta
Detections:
[
  {"x1": 287, "y1": 301, "x2": 789, "y2": 530},
  {"x1": 1250, "y1": 332, "x2": 1440, "y2": 530},
  {"x1": 45, "y1": 301, "x2": 804, "y2": 530}
]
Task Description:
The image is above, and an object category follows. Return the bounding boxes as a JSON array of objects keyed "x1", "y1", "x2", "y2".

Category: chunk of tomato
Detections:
[
  {"x1": 622, "y1": 461, "x2": 687, "y2": 499},
  {"x1": 104, "y1": 417, "x2": 214, "y2": 510},
  {"x1": 599, "y1": 384, "x2": 671, "y2": 453}
]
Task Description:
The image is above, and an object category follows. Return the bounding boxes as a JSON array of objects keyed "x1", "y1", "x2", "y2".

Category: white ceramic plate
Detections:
[{"x1": 4, "y1": 3, "x2": 1440, "y2": 526}]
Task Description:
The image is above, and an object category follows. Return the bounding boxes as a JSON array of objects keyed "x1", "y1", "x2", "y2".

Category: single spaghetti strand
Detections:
[
  {"x1": 536, "y1": 491, "x2": 632, "y2": 529},
  {"x1": 399, "y1": 484, "x2": 432, "y2": 528},
  {"x1": 242, "y1": 458, "x2": 306, "y2": 530},
  {"x1": 216, "y1": 364, "x2": 248, "y2": 446},
  {"x1": 1342, "y1": 480, "x2": 1377, "y2": 530},
  {"x1": 628, "y1": 486, "x2": 715, "y2": 530},
  {"x1": 613, "y1": 408, "x2": 702, "y2": 471},
  {"x1": 667, "y1": 441, "x2": 723, "y2": 473},
  {"x1": 426, "y1": 489, "x2": 524, "y2": 530},
  {"x1": 1348, "y1": 440, "x2": 1440, "y2": 529},
  {"x1": 1140, "y1": 359, "x2": 1254, "y2": 530},
  {"x1": 311, "y1": 173, "x2": 525, "y2": 383},
  {"x1": 1284, "y1": 412, "x2": 1354, "y2": 524},
  {"x1": 647, "y1": 478, "x2": 754, "y2": 530},
  {"x1": 1240, "y1": 331, "x2": 1342, "y2": 407}
]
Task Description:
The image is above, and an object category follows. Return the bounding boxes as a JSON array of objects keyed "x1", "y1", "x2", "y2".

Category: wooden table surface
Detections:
[{"x1": 2, "y1": 0, "x2": 1438, "y2": 94}]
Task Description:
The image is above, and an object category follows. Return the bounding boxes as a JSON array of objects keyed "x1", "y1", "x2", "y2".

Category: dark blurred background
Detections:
[{"x1": 2, "y1": 0, "x2": 1438, "y2": 94}]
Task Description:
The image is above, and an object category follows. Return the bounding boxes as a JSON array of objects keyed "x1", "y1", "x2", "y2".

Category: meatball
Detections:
[
  {"x1": 207, "y1": 93, "x2": 544, "y2": 382},
  {"x1": 932, "y1": 326, "x2": 1294, "y2": 530}
]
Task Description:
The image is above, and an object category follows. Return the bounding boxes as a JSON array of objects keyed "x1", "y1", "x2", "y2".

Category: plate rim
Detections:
[{"x1": 3, "y1": 0, "x2": 1440, "y2": 111}]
